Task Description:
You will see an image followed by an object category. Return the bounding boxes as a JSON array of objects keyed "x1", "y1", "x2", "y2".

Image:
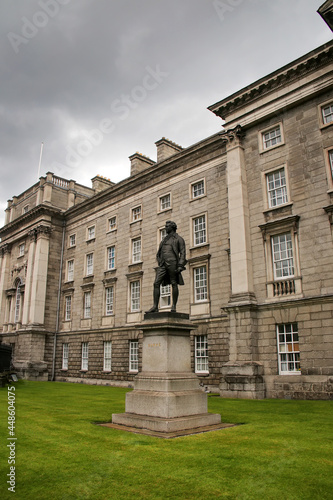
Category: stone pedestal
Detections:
[{"x1": 112, "y1": 312, "x2": 221, "y2": 435}]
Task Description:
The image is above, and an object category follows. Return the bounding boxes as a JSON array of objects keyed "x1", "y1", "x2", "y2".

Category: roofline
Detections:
[{"x1": 208, "y1": 40, "x2": 333, "y2": 119}]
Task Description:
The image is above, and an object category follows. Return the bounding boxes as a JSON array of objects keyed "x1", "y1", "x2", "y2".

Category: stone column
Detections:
[
  {"x1": 28, "y1": 225, "x2": 52, "y2": 326},
  {"x1": 221, "y1": 126, "x2": 255, "y2": 303},
  {"x1": 0, "y1": 244, "x2": 11, "y2": 329},
  {"x1": 112, "y1": 312, "x2": 222, "y2": 435},
  {"x1": 21, "y1": 230, "x2": 37, "y2": 326}
]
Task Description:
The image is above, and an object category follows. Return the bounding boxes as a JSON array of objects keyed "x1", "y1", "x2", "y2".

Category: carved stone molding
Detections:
[
  {"x1": 0, "y1": 243, "x2": 12, "y2": 256},
  {"x1": 28, "y1": 224, "x2": 53, "y2": 242},
  {"x1": 220, "y1": 125, "x2": 245, "y2": 147}
]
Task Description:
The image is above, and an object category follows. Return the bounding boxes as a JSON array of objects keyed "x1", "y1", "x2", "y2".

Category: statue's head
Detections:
[{"x1": 165, "y1": 220, "x2": 177, "y2": 232}]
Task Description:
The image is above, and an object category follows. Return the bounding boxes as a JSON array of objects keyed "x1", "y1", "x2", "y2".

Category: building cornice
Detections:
[
  {"x1": 0, "y1": 204, "x2": 63, "y2": 239},
  {"x1": 208, "y1": 41, "x2": 333, "y2": 121}
]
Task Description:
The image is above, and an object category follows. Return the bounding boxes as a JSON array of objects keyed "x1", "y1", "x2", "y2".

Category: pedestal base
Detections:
[
  {"x1": 111, "y1": 412, "x2": 223, "y2": 434},
  {"x1": 111, "y1": 312, "x2": 222, "y2": 436}
]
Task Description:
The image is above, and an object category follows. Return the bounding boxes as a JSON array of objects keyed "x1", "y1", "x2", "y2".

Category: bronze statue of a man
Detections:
[{"x1": 147, "y1": 221, "x2": 186, "y2": 313}]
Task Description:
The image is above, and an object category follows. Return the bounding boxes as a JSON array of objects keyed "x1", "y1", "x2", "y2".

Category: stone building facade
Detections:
[{"x1": 0, "y1": 40, "x2": 332, "y2": 399}]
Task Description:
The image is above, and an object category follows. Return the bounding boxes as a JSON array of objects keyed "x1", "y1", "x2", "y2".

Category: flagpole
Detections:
[{"x1": 37, "y1": 142, "x2": 44, "y2": 181}]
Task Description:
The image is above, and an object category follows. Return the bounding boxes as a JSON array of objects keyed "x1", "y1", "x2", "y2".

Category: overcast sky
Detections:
[{"x1": 0, "y1": 0, "x2": 331, "y2": 228}]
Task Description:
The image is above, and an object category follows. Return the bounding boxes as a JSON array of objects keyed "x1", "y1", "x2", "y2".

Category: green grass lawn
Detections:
[{"x1": 0, "y1": 381, "x2": 332, "y2": 500}]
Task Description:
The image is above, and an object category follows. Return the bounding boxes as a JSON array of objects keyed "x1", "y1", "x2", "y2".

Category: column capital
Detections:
[
  {"x1": 28, "y1": 224, "x2": 52, "y2": 241},
  {"x1": 220, "y1": 125, "x2": 245, "y2": 147},
  {"x1": 0, "y1": 243, "x2": 12, "y2": 256}
]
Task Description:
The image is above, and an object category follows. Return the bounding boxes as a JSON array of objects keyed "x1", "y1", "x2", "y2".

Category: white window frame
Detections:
[
  {"x1": 84, "y1": 291, "x2": 91, "y2": 318},
  {"x1": 81, "y1": 342, "x2": 89, "y2": 371},
  {"x1": 195, "y1": 335, "x2": 209, "y2": 374},
  {"x1": 107, "y1": 216, "x2": 117, "y2": 232},
  {"x1": 158, "y1": 193, "x2": 171, "y2": 212},
  {"x1": 18, "y1": 243, "x2": 25, "y2": 257},
  {"x1": 87, "y1": 225, "x2": 96, "y2": 241},
  {"x1": 67, "y1": 259, "x2": 74, "y2": 282},
  {"x1": 65, "y1": 295, "x2": 72, "y2": 321},
  {"x1": 320, "y1": 102, "x2": 333, "y2": 126},
  {"x1": 103, "y1": 341, "x2": 112, "y2": 371},
  {"x1": 160, "y1": 284, "x2": 171, "y2": 309},
  {"x1": 259, "y1": 122, "x2": 284, "y2": 153},
  {"x1": 194, "y1": 265, "x2": 208, "y2": 303},
  {"x1": 277, "y1": 323, "x2": 300, "y2": 374},
  {"x1": 266, "y1": 167, "x2": 289, "y2": 208},
  {"x1": 14, "y1": 282, "x2": 22, "y2": 323},
  {"x1": 105, "y1": 286, "x2": 114, "y2": 316},
  {"x1": 271, "y1": 233, "x2": 295, "y2": 280},
  {"x1": 190, "y1": 178, "x2": 206, "y2": 200},
  {"x1": 324, "y1": 147, "x2": 333, "y2": 192},
  {"x1": 62, "y1": 343, "x2": 69, "y2": 370},
  {"x1": 86, "y1": 253, "x2": 94, "y2": 276},
  {"x1": 107, "y1": 246, "x2": 115, "y2": 270},
  {"x1": 129, "y1": 340, "x2": 139, "y2": 372},
  {"x1": 192, "y1": 214, "x2": 207, "y2": 247},
  {"x1": 131, "y1": 237, "x2": 142, "y2": 264},
  {"x1": 69, "y1": 234, "x2": 76, "y2": 247},
  {"x1": 130, "y1": 280, "x2": 141, "y2": 312},
  {"x1": 131, "y1": 205, "x2": 142, "y2": 223}
]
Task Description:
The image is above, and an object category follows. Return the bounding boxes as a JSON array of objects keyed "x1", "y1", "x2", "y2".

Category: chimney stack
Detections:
[
  {"x1": 155, "y1": 137, "x2": 183, "y2": 163},
  {"x1": 129, "y1": 153, "x2": 155, "y2": 176}
]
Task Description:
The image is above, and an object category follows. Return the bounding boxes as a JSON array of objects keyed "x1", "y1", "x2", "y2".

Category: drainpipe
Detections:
[{"x1": 52, "y1": 219, "x2": 66, "y2": 381}]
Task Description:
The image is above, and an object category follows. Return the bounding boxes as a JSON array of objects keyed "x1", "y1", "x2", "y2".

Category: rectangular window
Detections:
[
  {"x1": 19, "y1": 243, "x2": 25, "y2": 257},
  {"x1": 195, "y1": 335, "x2": 208, "y2": 373},
  {"x1": 277, "y1": 323, "x2": 300, "y2": 374},
  {"x1": 193, "y1": 215, "x2": 207, "y2": 246},
  {"x1": 131, "y1": 281, "x2": 140, "y2": 312},
  {"x1": 129, "y1": 340, "x2": 139, "y2": 372},
  {"x1": 69, "y1": 234, "x2": 76, "y2": 247},
  {"x1": 192, "y1": 179, "x2": 205, "y2": 199},
  {"x1": 132, "y1": 238, "x2": 141, "y2": 263},
  {"x1": 81, "y1": 342, "x2": 88, "y2": 371},
  {"x1": 160, "y1": 228, "x2": 167, "y2": 241},
  {"x1": 65, "y1": 295, "x2": 72, "y2": 321},
  {"x1": 86, "y1": 253, "x2": 93, "y2": 275},
  {"x1": 62, "y1": 343, "x2": 69, "y2": 370},
  {"x1": 108, "y1": 216, "x2": 117, "y2": 231},
  {"x1": 132, "y1": 206, "x2": 142, "y2": 222},
  {"x1": 329, "y1": 150, "x2": 333, "y2": 181},
  {"x1": 107, "y1": 246, "x2": 115, "y2": 270},
  {"x1": 263, "y1": 126, "x2": 282, "y2": 149},
  {"x1": 266, "y1": 168, "x2": 288, "y2": 208},
  {"x1": 271, "y1": 233, "x2": 294, "y2": 279},
  {"x1": 67, "y1": 259, "x2": 74, "y2": 281},
  {"x1": 194, "y1": 266, "x2": 208, "y2": 302},
  {"x1": 14, "y1": 286, "x2": 21, "y2": 323},
  {"x1": 322, "y1": 103, "x2": 333, "y2": 125},
  {"x1": 103, "y1": 341, "x2": 112, "y2": 371},
  {"x1": 84, "y1": 291, "x2": 91, "y2": 318},
  {"x1": 105, "y1": 286, "x2": 114, "y2": 315},
  {"x1": 159, "y1": 193, "x2": 171, "y2": 211},
  {"x1": 87, "y1": 226, "x2": 95, "y2": 240},
  {"x1": 160, "y1": 284, "x2": 171, "y2": 308}
]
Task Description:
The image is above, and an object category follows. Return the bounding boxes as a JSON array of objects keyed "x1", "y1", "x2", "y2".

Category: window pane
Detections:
[
  {"x1": 108, "y1": 246, "x2": 115, "y2": 270},
  {"x1": 103, "y1": 341, "x2": 112, "y2": 371},
  {"x1": 131, "y1": 281, "x2": 140, "y2": 311},
  {"x1": 272, "y1": 233, "x2": 294, "y2": 279},
  {"x1": 132, "y1": 238, "x2": 141, "y2": 263},
  {"x1": 129, "y1": 340, "x2": 139, "y2": 371},
  {"x1": 192, "y1": 180, "x2": 205, "y2": 198},
  {"x1": 106, "y1": 287, "x2": 114, "y2": 315},
  {"x1": 84, "y1": 292, "x2": 91, "y2": 318},
  {"x1": 322, "y1": 104, "x2": 333, "y2": 124},
  {"x1": 266, "y1": 168, "x2": 288, "y2": 207},
  {"x1": 194, "y1": 216, "x2": 206, "y2": 245},
  {"x1": 195, "y1": 335, "x2": 208, "y2": 372},
  {"x1": 263, "y1": 126, "x2": 282, "y2": 149},
  {"x1": 62, "y1": 343, "x2": 69, "y2": 370},
  {"x1": 194, "y1": 266, "x2": 208, "y2": 302},
  {"x1": 160, "y1": 194, "x2": 171, "y2": 210},
  {"x1": 277, "y1": 323, "x2": 300, "y2": 374}
]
